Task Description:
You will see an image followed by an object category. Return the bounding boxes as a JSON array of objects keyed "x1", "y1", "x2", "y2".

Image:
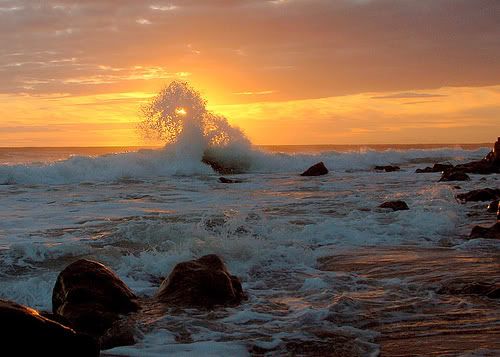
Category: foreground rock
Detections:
[
  {"x1": 379, "y1": 200, "x2": 409, "y2": 211},
  {"x1": 0, "y1": 299, "x2": 99, "y2": 356},
  {"x1": 487, "y1": 200, "x2": 499, "y2": 213},
  {"x1": 469, "y1": 222, "x2": 500, "y2": 239},
  {"x1": 457, "y1": 188, "x2": 500, "y2": 202},
  {"x1": 300, "y1": 162, "x2": 329, "y2": 176},
  {"x1": 52, "y1": 259, "x2": 140, "y2": 342},
  {"x1": 439, "y1": 170, "x2": 470, "y2": 182},
  {"x1": 155, "y1": 254, "x2": 245, "y2": 308},
  {"x1": 416, "y1": 163, "x2": 454, "y2": 173},
  {"x1": 375, "y1": 165, "x2": 400, "y2": 172}
]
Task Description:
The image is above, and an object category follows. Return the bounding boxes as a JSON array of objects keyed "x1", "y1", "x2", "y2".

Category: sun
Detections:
[{"x1": 175, "y1": 107, "x2": 187, "y2": 116}]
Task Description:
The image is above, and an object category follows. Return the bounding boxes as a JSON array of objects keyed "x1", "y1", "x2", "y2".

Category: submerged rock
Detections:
[
  {"x1": 300, "y1": 162, "x2": 329, "y2": 176},
  {"x1": 52, "y1": 259, "x2": 139, "y2": 341},
  {"x1": 0, "y1": 299, "x2": 99, "y2": 357},
  {"x1": 375, "y1": 165, "x2": 400, "y2": 172},
  {"x1": 457, "y1": 188, "x2": 500, "y2": 202},
  {"x1": 416, "y1": 163, "x2": 454, "y2": 173},
  {"x1": 219, "y1": 177, "x2": 242, "y2": 184},
  {"x1": 379, "y1": 200, "x2": 409, "y2": 211},
  {"x1": 155, "y1": 254, "x2": 245, "y2": 308},
  {"x1": 439, "y1": 170, "x2": 470, "y2": 182},
  {"x1": 469, "y1": 222, "x2": 500, "y2": 239}
]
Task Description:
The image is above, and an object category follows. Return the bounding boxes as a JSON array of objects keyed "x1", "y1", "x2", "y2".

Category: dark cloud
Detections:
[{"x1": 0, "y1": 0, "x2": 499, "y2": 101}]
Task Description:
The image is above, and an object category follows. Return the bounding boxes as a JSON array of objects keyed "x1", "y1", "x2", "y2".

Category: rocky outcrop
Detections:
[
  {"x1": 375, "y1": 165, "x2": 400, "y2": 172},
  {"x1": 379, "y1": 200, "x2": 409, "y2": 211},
  {"x1": 52, "y1": 259, "x2": 139, "y2": 341},
  {"x1": 439, "y1": 170, "x2": 470, "y2": 182},
  {"x1": 300, "y1": 162, "x2": 329, "y2": 176},
  {"x1": 469, "y1": 222, "x2": 500, "y2": 239},
  {"x1": 416, "y1": 163, "x2": 454, "y2": 173},
  {"x1": 155, "y1": 254, "x2": 245, "y2": 308},
  {"x1": 457, "y1": 188, "x2": 500, "y2": 202},
  {"x1": 0, "y1": 299, "x2": 99, "y2": 357}
]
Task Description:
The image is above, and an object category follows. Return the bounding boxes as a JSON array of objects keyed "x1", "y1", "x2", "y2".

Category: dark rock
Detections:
[
  {"x1": 375, "y1": 165, "x2": 400, "y2": 172},
  {"x1": 300, "y1": 162, "x2": 329, "y2": 176},
  {"x1": 416, "y1": 163, "x2": 454, "y2": 173},
  {"x1": 219, "y1": 177, "x2": 242, "y2": 184},
  {"x1": 155, "y1": 254, "x2": 246, "y2": 308},
  {"x1": 439, "y1": 170, "x2": 470, "y2": 182},
  {"x1": 486, "y1": 200, "x2": 499, "y2": 213},
  {"x1": 469, "y1": 222, "x2": 500, "y2": 239},
  {"x1": 379, "y1": 200, "x2": 409, "y2": 211},
  {"x1": 453, "y1": 186, "x2": 462, "y2": 190},
  {"x1": 0, "y1": 299, "x2": 99, "y2": 357},
  {"x1": 437, "y1": 280, "x2": 500, "y2": 299},
  {"x1": 52, "y1": 259, "x2": 139, "y2": 340},
  {"x1": 202, "y1": 150, "x2": 250, "y2": 175},
  {"x1": 457, "y1": 188, "x2": 500, "y2": 202}
]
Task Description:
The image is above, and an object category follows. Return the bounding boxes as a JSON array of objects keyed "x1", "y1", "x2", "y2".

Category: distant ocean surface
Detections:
[{"x1": 1, "y1": 143, "x2": 498, "y2": 355}]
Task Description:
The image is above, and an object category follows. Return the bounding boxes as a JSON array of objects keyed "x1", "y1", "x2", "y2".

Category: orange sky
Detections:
[{"x1": 1, "y1": 0, "x2": 499, "y2": 146}]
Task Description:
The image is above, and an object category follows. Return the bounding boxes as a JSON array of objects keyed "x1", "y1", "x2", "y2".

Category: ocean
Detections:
[{"x1": 1, "y1": 143, "x2": 499, "y2": 356}]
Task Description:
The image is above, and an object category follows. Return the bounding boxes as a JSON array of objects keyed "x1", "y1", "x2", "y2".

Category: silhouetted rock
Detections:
[
  {"x1": 437, "y1": 280, "x2": 500, "y2": 299},
  {"x1": 416, "y1": 163, "x2": 454, "y2": 173},
  {"x1": 439, "y1": 170, "x2": 470, "y2": 182},
  {"x1": 457, "y1": 188, "x2": 500, "y2": 202},
  {"x1": 219, "y1": 177, "x2": 242, "y2": 184},
  {"x1": 469, "y1": 222, "x2": 500, "y2": 239},
  {"x1": 300, "y1": 162, "x2": 329, "y2": 176},
  {"x1": 452, "y1": 138, "x2": 500, "y2": 174},
  {"x1": 202, "y1": 150, "x2": 250, "y2": 175},
  {"x1": 0, "y1": 299, "x2": 99, "y2": 357},
  {"x1": 375, "y1": 165, "x2": 400, "y2": 172},
  {"x1": 379, "y1": 200, "x2": 409, "y2": 211},
  {"x1": 487, "y1": 200, "x2": 499, "y2": 213},
  {"x1": 52, "y1": 259, "x2": 139, "y2": 341},
  {"x1": 155, "y1": 254, "x2": 245, "y2": 308}
]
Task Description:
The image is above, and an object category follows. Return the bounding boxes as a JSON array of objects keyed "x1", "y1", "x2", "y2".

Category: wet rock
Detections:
[
  {"x1": 0, "y1": 299, "x2": 99, "y2": 357},
  {"x1": 300, "y1": 162, "x2": 329, "y2": 176},
  {"x1": 219, "y1": 177, "x2": 242, "y2": 184},
  {"x1": 379, "y1": 200, "x2": 409, "y2": 211},
  {"x1": 155, "y1": 254, "x2": 245, "y2": 308},
  {"x1": 453, "y1": 186, "x2": 462, "y2": 190},
  {"x1": 486, "y1": 200, "x2": 499, "y2": 213},
  {"x1": 52, "y1": 259, "x2": 140, "y2": 341},
  {"x1": 437, "y1": 280, "x2": 500, "y2": 299},
  {"x1": 469, "y1": 222, "x2": 500, "y2": 239},
  {"x1": 457, "y1": 188, "x2": 500, "y2": 202},
  {"x1": 375, "y1": 165, "x2": 400, "y2": 172},
  {"x1": 202, "y1": 150, "x2": 250, "y2": 175},
  {"x1": 438, "y1": 170, "x2": 470, "y2": 182},
  {"x1": 416, "y1": 163, "x2": 454, "y2": 173}
]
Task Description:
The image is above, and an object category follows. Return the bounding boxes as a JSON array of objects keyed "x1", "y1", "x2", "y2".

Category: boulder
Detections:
[
  {"x1": 379, "y1": 200, "x2": 409, "y2": 211},
  {"x1": 52, "y1": 259, "x2": 139, "y2": 340},
  {"x1": 469, "y1": 222, "x2": 500, "y2": 239},
  {"x1": 300, "y1": 162, "x2": 329, "y2": 176},
  {"x1": 155, "y1": 254, "x2": 245, "y2": 308},
  {"x1": 0, "y1": 299, "x2": 99, "y2": 357},
  {"x1": 202, "y1": 150, "x2": 250, "y2": 175},
  {"x1": 375, "y1": 165, "x2": 400, "y2": 172},
  {"x1": 416, "y1": 163, "x2": 454, "y2": 173},
  {"x1": 219, "y1": 177, "x2": 242, "y2": 184},
  {"x1": 439, "y1": 170, "x2": 470, "y2": 182},
  {"x1": 457, "y1": 188, "x2": 500, "y2": 202}
]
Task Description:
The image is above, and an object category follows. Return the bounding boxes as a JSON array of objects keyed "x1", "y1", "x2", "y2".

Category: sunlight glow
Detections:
[{"x1": 175, "y1": 107, "x2": 187, "y2": 116}]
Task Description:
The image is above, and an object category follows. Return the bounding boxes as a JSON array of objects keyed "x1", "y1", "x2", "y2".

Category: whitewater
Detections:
[{"x1": 1, "y1": 82, "x2": 499, "y2": 356}]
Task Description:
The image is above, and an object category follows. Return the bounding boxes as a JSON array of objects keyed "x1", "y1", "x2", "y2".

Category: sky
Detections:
[{"x1": 1, "y1": 0, "x2": 499, "y2": 146}]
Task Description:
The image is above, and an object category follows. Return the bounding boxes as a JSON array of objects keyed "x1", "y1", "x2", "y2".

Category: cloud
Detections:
[{"x1": 371, "y1": 92, "x2": 448, "y2": 100}]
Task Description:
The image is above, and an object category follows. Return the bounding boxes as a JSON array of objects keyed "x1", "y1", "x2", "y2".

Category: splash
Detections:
[{"x1": 139, "y1": 81, "x2": 252, "y2": 173}]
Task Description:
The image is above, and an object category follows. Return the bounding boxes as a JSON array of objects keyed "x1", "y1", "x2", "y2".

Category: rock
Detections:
[
  {"x1": 219, "y1": 177, "x2": 242, "y2": 184},
  {"x1": 469, "y1": 222, "x2": 500, "y2": 239},
  {"x1": 202, "y1": 150, "x2": 250, "y2": 175},
  {"x1": 437, "y1": 280, "x2": 500, "y2": 299},
  {"x1": 375, "y1": 165, "x2": 400, "y2": 172},
  {"x1": 300, "y1": 162, "x2": 329, "y2": 176},
  {"x1": 453, "y1": 186, "x2": 462, "y2": 190},
  {"x1": 416, "y1": 163, "x2": 454, "y2": 173},
  {"x1": 52, "y1": 259, "x2": 139, "y2": 341},
  {"x1": 155, "y1": 254, "x2": 246, "y2": 308},
  {"x1": 457, "y1": 188, "x2": 500, "y2": 202},
  {"x1": 0, "y1": 299, "x2": 99, "y2": 357},
  {"x1": 438, "y1": 170, "x2": 470, "y2": 182},
  {"x1": 379, "y1": 200, "x2": 409, "y2": 211},
  {"x1": 486, "y1": 200, "x2": 499, "y2": 213}
]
